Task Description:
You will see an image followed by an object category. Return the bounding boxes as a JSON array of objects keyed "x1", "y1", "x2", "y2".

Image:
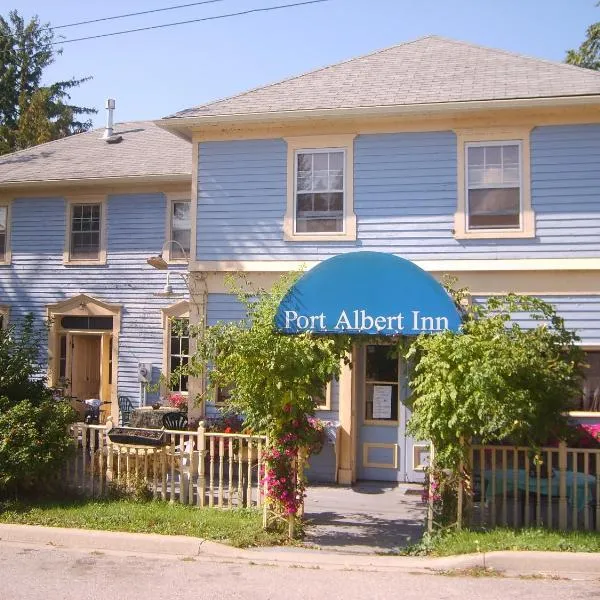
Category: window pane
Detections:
[
  {"x1": 468, "y1": 188, "x2": 520, "y2": 229},
  {"x1": 169, "y1": 317, "x2": 190, "y2": 394},
  {"x1": 467, "y1": 146, "x2": 484, "y2": 166},
  {"x1": 295, "y1": 150, "x2": 345, "y2": 234},
  {"x1": 71, "y1": 204, "x2": 101, "y2": 259},
  {"x1": 365, "y1": 383, "x2": 399, "y2": 421},
  {"x1": 365, "y1": 345, "x2": 398, "y2": 381},
  {"x1": 171, "y1": 201, "x2": 191, "y2": 258},
  {"x1": 503, "y1": 144, "x2": 519, "y2": 165},
  {"x1": 0, "y1": 233, "x2": 4, "y2": 262}
]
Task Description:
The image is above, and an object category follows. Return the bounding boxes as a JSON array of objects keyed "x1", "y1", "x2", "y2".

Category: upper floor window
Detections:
[
  {"x1": 0, "y1": 204, "x2": 10, "y2": 264},
  {"x1": 169, "y1": 199, "x2": 191, "y2": 261},
  {"x1": 66, "y1": 198, "x2": 106, "y2": 264},
  {"x1": 466, "y1": 142, "x2": 521, "y2": 230},
  {"x1": 284, "y1": 135, "x2": 356, "y2": 242},
  {"x1": 296, "y1": 150, "x2": 344, "y2": 234},
  {"x1": 454, "y1": 128, "x2": 534, "y2": 240}
]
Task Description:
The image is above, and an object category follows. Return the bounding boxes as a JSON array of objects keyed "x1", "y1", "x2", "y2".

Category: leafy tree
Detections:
[
  {"x1": 566, "y1": 18, "x2": 600, "y2": 70},
  {"x1": 0, "y1": 315, "x2": 76, "y2": 497},
  {"x1": 0, "y1": 10, "x2": 96, "y2": 155},
  {"x1": 405, "y1": 292, "x2": 585, "y2": 470}
]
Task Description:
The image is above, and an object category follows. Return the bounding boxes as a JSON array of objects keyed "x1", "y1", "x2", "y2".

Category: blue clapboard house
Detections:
[{"x1": 1, "y1": 36, "x2": 600, "y2": 483}]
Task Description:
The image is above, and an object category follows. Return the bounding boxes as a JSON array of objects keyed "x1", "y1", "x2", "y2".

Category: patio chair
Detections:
[
  {"x1": 117, "y1": 395, "x2": 134, "y2": 426},
  {"x1": 162, "y1": 412, "x2": 188, "y2": 431}
]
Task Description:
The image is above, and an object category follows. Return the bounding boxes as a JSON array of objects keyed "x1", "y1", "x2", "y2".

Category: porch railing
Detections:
[
  {"x1": 65, "y1": 421, "x2": 267, "y2": 509},
  {"x1": 458, "y1": 443, "x2": 600, "y2": 532}
]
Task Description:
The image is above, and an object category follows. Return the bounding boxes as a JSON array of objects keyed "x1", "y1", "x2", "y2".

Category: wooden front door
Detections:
[{"x1": 70, "y1": 335, "x2": 102, "y2": 406}]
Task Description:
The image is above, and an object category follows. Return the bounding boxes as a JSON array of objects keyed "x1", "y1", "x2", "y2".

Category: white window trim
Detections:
[
  {"x1": 162, "y1": 301, "x2": 190, "y2": 396},
  {"x1": 454, "y1": 128, "x2": 535, "y2": 240},
  {"x1": 569, "y1": 345, "x2": 600, "y2": 417},
  {"x1": 64, "y1": 196, "x2": 107, "y2": 265},
  {"x1": 165, "y1": 193, "x2": 191, "y2": 264},
  {"x1": 284, "y1": 135, "x2": 356, "y2": 241},
  {"x1": 0, "y1": 305, "x2": 9, "y2": 329},
  {"x1": 0, "y1": 200, "x2": 11, "y2": 265}
]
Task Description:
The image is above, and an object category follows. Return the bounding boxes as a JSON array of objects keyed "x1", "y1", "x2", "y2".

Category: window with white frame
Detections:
[
  {"x1": 169, "y1": 317, "x2": 189, "y2": 393},
  {"x1": 295, "y1": 149, "x2": 345, "y2": 233},
  {"x1": 169, "y1": 200, "x2": 191, "y2": 260},
  {"x1": 0, "y1": 205, "x2": 8, "y2": 263},
  {"x1": 69, "y1": 203, "x2": 102, "y2": 261},
  {"x1": 572, "y1": 350, "x2": 600, "y2": 413},
  {"x1": 466, "y1": 142, "x2": 521, "y2": 230}
]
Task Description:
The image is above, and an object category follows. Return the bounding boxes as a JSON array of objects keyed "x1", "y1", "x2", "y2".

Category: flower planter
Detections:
[{"x1": 108, "y1": 427, "x2": 166, "y2": 447}]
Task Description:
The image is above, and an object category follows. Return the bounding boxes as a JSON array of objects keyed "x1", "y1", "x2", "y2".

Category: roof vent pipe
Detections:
[{"x1": 102, "y1": 98, "x2": 116, "y2": 139}]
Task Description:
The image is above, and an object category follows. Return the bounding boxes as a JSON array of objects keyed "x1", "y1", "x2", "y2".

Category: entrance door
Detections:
[
  {"x1": 70, "y1": 335, "x2": 101, "y2": 417},
  {"x1": 357, "y1": 344, "x2": 428, "y2": 482}
]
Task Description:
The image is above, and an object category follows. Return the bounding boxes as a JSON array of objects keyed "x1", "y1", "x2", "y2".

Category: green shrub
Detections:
[{"x1": 0, "y1": 315, "x2": 76, "y2": 497}]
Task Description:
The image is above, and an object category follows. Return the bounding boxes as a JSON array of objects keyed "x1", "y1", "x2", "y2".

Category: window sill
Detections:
[
  {"x1": 363, "y1": 419, "x2": 399, "y2": 427},
  {"x1": 453, "y1": 229, "x2": 536, "y2": 240},
  {"x1": 283, "y1": 215, "x2": 357, "y2": 242},
  {"x1": 64, "y1": 260, "x2": 108, "y2": 267},
  {"x1": 567, "y1": 411, "x2": 600, "y2": 418}
]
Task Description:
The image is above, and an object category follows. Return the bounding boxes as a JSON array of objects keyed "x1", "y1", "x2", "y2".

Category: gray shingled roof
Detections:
[
  {"x1": 167, "y1": 36, "x2": 600, "y2": 119},
  {"x1": 0, "y1": 120, "x2": 191, "y2": 185}
]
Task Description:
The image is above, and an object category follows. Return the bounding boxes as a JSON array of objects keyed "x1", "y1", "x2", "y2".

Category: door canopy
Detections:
[{"x1": 275, "y1": 252, "x2": 462, "y2": 336}]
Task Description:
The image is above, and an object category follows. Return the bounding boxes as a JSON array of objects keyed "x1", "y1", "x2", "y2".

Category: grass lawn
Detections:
[
  {"x1": 403, "y1": 527, "x2": 600, "y2": 556},
  {"x1": 0, "y1": 498, "x2": 287, "y2": 548}
]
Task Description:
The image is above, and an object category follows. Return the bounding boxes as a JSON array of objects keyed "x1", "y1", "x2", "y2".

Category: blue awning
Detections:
[{"x1": 275, "y1": 252, "x2": 462, "y2": 335}]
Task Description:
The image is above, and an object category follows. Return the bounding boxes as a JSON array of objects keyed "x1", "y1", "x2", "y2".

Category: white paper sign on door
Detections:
[{"x1": 372, "y1": 385, "x2": 392, "y2": 419}]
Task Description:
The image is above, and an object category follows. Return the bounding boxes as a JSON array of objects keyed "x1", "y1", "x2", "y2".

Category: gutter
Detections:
[{"x1": 0, "y1": 173, "x2": 191, "y2": 192}]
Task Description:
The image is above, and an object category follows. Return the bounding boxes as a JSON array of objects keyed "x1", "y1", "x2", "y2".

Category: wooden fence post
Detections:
[
  {"x1": 197, "y1": 421, "x2": 206, "y2": 507},
  {"x1": 558, "y1": 441, "x2": 568, "y2": 530}
]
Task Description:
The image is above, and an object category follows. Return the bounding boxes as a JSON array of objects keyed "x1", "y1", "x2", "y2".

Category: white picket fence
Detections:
[
  {"x1": 65, "y1": 421, "x2": 267, "y2": 508},
  {"x1": 462, "y1": 443, "x2": 600, "y2": 531}
]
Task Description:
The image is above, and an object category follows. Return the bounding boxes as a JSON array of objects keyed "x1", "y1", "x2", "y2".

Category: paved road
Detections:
[{"x1": 2, "y1": 542, "x2": 599, "y2": 600}]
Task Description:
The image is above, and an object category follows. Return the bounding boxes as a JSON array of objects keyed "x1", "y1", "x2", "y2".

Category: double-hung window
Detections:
[
  {"x1": 454, "y1": 129, "x2": 534, "y2": 239},
  {"x1": 284, "y1": 135, "x2": 356, "y2": 241},
  {"x1": 67, "y1": 199, "x2": 105, "y2": 263},
  {"x1": 168, "y1": 198, "x2": 191, "y2": 261},
  {"x1": 295, "y1": 150, "x2": 345, "y2": 233},
  {"x1": 466, "y1": 142, "x2": 521, "y2": 230}
]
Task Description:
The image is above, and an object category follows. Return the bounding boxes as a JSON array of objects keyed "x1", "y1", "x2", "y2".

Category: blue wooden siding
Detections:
[
  {"x1": 474, "y1": 295, "x2": 600, "y2": 346},
  {"x1": 0, "y1": 194, "x2": 187, "y2": 407},
  {"x1": 196, "y1": 125, "x2": 600, "y2": 261}
]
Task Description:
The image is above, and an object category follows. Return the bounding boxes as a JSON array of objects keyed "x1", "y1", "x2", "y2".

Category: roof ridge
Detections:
[
  {"x1": 167, "y1": 35, "x2": 437, "y2": 117},
  {"x1": 431, "y1": 35, "x2": 600, "y2": 79}
]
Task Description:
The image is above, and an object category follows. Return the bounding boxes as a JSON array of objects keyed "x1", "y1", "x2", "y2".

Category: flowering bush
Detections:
[
  {"x1": 168, "y1": 393, "x2": 187, "y2": 411},
  {"x1": 261, "y1": 403, "x2": 327, "y2": 516},
  {"x1": 204, "y1": 410, "x2": 245, "y2": 434}
]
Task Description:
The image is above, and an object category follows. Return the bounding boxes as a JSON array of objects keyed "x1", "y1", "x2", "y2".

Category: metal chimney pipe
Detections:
[{"x1": 102, "y1": 98, "x2": 116, "y2": 139}]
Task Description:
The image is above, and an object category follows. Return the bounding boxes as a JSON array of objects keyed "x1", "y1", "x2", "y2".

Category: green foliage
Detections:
[
  {"x1": 186, "y1": 272, "x2": 352, "y2": 432},
  {"x1": 107, "y1": 474, "x2": 153, "y2": 503},
  {"x1": 0, "y1": 315, "x2": 76, "y2": 497},
  {"x1": 566, "y1": 18, "x2": 600, "y2": 71},
  {"x1": 0, "y1": 10, "x2": 96, "y2": 155},
  {"x1": 405, "y1": 293, "x2": 584, "y2": 470}
]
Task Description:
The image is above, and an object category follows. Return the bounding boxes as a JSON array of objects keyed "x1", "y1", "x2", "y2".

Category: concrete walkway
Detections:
[
  {"x1": 1, "y1": 524, "x2": 599, "y2": 581},
  {"x1": 302, "y1": 482, "x2": 426, "y2": 554}
]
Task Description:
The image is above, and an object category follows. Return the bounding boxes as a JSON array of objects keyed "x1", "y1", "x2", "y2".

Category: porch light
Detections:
[
  {"x1": 152, "y1": 271, "x2": 188, "y2": 298},
  {"x1": 146, "y1": 240, "x2": 188, "y2": 270}
]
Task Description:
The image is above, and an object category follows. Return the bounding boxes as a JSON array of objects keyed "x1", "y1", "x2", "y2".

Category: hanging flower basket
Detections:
[{"x1": 108, "y1": 427, "x2": 166, "y2": 447}]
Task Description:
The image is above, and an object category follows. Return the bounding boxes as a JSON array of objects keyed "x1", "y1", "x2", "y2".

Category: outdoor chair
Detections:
[
  {"x1": 162, "y1": 412, "x2": 188, "y2": 431},
  {"x1": 117, "y1": 395, "x2": 134, "y2": 426}
]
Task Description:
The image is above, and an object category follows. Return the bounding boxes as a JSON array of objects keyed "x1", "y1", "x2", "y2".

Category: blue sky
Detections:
[{"x1": 7, "y1": 0, "x2": 600, "y2": 126}]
